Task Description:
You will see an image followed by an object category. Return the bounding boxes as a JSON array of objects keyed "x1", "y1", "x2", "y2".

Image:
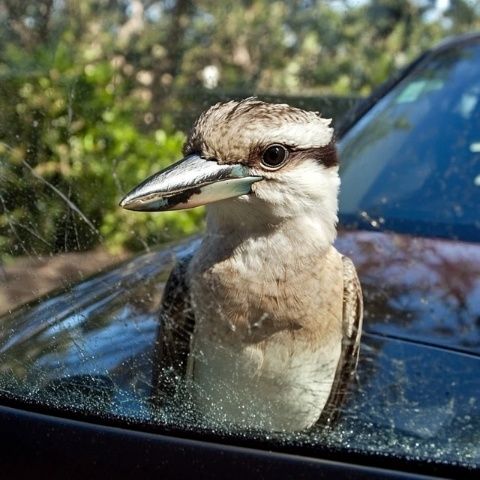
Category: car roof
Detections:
[{"x1": 336, "y1": 31, "x2": 480, "y2": 138}]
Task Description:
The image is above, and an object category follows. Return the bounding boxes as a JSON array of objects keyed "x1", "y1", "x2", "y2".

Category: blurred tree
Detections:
[
  {"x1": 446, "y1": 0, "x2": 480, "y2": 33},
  {"x1": 0, "y1": 0, "x2": 200, "y2": 259}
]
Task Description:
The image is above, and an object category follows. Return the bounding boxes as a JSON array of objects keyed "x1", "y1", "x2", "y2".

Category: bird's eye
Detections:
[{"x1": 261, "y1": 144, "x2": 289, "y2": 170}]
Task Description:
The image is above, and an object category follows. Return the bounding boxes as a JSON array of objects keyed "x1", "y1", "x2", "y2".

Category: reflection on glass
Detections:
[
  {"x1": 336, "y1": 231, "x2": 480, "y2": 354},
  {"x1": 339, "y1": 41, "x2": 480, "y2": 241}
]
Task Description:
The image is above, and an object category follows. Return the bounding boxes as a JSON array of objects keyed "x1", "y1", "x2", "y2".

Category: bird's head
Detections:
[{"x1": 120, "y1": 99, "x2": 339, "y2": 238}]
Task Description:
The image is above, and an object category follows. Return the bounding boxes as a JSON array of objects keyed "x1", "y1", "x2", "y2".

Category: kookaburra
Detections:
[{"x1": 120, "y1": 98, "x2": 363, "y2": 432}]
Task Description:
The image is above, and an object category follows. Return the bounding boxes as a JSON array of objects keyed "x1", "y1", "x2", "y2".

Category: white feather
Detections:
[
  {"x1": 207, "y1": 159, "x2": 339, "y2": 253},
  {"x1": 263, "y1": 117, "x2": 334, "y2": 148}
]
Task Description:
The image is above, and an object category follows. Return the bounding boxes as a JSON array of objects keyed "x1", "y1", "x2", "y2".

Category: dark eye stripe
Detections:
[{"x1": 289, "y1": 142, "x2": 338, "y2": 168}]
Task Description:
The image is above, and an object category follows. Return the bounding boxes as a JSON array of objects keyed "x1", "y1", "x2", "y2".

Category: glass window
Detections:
[
  {"x1": 0, "y1": 1, "x2": 479, "y2": 473},
  {"x1": 339, "y1": 40, "x2": 480, "y2": 241}
]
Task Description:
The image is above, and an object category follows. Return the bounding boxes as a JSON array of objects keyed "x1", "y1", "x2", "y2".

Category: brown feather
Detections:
[{"x1": 317, "y1": 255, "x2": 363, "y2": 427}]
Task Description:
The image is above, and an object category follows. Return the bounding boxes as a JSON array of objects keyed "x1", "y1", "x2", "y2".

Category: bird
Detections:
[{"x1": 120, "y1": 98, "x2": 363, "y2": 432}]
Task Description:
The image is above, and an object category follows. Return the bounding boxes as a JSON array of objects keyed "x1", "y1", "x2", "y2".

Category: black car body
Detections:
[{"x1": 1, "y1": 33, "x2": 479, "y2": 479}]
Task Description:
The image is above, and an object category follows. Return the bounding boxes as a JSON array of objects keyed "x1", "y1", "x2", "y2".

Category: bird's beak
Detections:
[{"x1": 119, "y1": 154, "x2": 263, "y2": 211}]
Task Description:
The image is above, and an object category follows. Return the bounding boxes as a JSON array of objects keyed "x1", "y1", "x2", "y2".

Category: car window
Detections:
[
  {"x1": 1, "y1": 0, "x2": 480, "y2": 473},
  {"x1": 339, "y1": 40, "x2": 480, "y2": 241}
]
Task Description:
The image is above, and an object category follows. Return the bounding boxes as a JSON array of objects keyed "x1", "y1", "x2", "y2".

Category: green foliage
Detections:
[{"x1": 0, "y1": 11, "x2": 198, "y2": 258}]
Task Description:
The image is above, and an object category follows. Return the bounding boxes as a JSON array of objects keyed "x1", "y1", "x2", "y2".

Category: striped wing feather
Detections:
[{"x1": 317, "y1": 255, "x2": 363, "y2": 427}]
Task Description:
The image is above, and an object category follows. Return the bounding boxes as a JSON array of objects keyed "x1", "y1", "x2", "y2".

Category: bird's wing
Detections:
[
  {"x1": 150, "y1": 254, "x2": 195, "y2": 407},
  {"x1": 317, "y1": 255, "x2": 363, "y2": 427}
]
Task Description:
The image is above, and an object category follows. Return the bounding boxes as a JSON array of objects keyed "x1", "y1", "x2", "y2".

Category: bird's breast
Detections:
[
  {"x1": 185, "y1": 243, "x2": 345, "y2": 431},
  {"x1": 188, "y1": 243, "x2": 344, "y2": 346}
]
